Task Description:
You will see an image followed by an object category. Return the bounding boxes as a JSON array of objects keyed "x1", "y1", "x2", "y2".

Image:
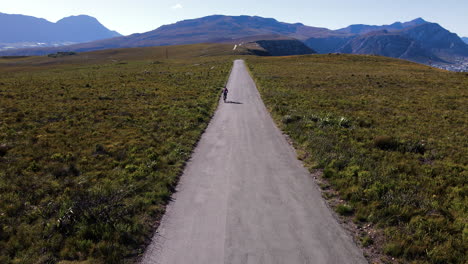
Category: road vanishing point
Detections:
[{"x1": 140, "y1": 60, "x2": 367, "y2": 264}]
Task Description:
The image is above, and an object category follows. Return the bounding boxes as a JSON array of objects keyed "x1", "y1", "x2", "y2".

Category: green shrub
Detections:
[
  {"x1": 0, "y1": 144, "x2": 10, "y2": 156},
  {"x1": 360, "y1": 235, "x2": 373, "y2": 247},
  {"x1": 373, "y1": 135, "x2": 399, "y2": 151},
  {"x1": 323, "y1": 166, "x2": 337, "y2": 179},
  {"x1": 383, "y1": 242, "x2": 404, "y2": 257},
  {"x1": 336, "y1": 204, "x2": 354, "y2": 216},
  {"x1": 124, "y1": 164, "x2": 139, "y2": 173},
  {"x1": 282, "y1": 114, "x2": 301, "y2": 124}
]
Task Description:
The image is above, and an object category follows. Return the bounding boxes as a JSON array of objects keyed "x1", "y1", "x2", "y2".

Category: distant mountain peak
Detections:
[
  {"x1": 400, "y1": 22, "x2": 468, "y2": 57},
  {"x1": 411, "y1": 17, "x2": 427, "y2": 24},
  {"x1": 58, "y1": 15, "x2": 97, "y2": 21},
  {"x1": 56, "y1": 15, "x2": 100, "y2": 25},
  {"x1": 337, "y1": 18, "x2": 429, "y2": 35},
  {"x1": 0, "y1": 12, "x2": 121, "y2": 44}
]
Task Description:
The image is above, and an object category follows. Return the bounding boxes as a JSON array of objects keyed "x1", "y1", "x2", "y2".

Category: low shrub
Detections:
[
  {"x1": 383, "y1": 242, "x2": 404, "y2": 257},
  {"x1": 374, "y1": 135, "x2": 399, "y2": 151},
  {"x1": 360, "y1": 235, "x2": 373, "y2": 247},
  {"x1": 0, "y1": 144, "x2": 10, "y2": 156},
  {"x1": 336, "y1": 204, "x2": 354, "y2": 216}
]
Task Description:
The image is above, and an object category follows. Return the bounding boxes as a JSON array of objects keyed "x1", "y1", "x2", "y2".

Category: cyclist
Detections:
[{"x1": 222, "y1": 86, "x2": 229, "y2": 103}]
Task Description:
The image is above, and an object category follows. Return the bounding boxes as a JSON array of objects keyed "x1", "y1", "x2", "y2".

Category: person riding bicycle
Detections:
[{"x1": 222, "y1": 86, "x2": 228, "y2": 103}]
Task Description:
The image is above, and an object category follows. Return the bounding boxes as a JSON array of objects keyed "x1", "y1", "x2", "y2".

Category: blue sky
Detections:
[{"x1": 2, "y1": 0, "x2": 468, "y2": 36}]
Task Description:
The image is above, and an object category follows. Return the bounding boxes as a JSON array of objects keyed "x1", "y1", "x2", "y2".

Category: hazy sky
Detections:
[{"x1": 2, "y1": 0, "x2": 468, "y2": 36}]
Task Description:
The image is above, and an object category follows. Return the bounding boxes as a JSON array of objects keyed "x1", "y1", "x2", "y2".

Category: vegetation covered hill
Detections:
[
  {"x1": 0, "y1": 44, "x2": 238, "y2": 263},
  {"x1": 247, "y1": 54, "x2": 467, "y2": 263}
]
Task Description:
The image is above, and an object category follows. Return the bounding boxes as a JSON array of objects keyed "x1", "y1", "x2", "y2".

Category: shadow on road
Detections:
[{"x1": 225, "y1": 101, "x2": 243, "y2": 104}]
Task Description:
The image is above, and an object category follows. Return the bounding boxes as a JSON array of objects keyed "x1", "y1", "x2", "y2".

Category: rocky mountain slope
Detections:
[
  {"x1": 336, "y1": 18, "x2": 427, "y2": 34},
  {"x1": 308, "y1": 18, "x2": 468, "y2": 64},
  {"x1": 401, "y1": 23, "x2": 468, "y2": 59},
  {"x1": 338, "y1": 30, "x2": 444, "y2": 64}
]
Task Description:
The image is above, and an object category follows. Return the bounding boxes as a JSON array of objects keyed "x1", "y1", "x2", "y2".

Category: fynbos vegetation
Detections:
[
  {"x1": 247, "y1": 54, "x2": 467, "y2": 264},
  {"x1": 0, "y1": 45, "x2": 233, "y2": 263}
]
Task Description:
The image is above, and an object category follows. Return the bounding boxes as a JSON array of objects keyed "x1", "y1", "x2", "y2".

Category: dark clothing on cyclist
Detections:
[{"x1": 222, "y1": 87, "x2": 228, "y2": 102}]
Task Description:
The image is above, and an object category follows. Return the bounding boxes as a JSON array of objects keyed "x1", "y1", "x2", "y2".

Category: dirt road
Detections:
[{"x1": 140, "y1": 60, "x2": 367, "y2": 264}]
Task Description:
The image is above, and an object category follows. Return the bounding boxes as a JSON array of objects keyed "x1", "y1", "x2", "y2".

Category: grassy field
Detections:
[
  {"x1": 2, "y1": 44, "x2": 466, "y2": 263},
  {"x1": 0, "y1": 44, "x2": 238, "y2": 263},
  {"x1": 246, "y1": 54, "x2": 467, "y2": 264}
]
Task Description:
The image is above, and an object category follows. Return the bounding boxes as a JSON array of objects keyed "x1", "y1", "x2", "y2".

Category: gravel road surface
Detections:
[{"x1": 140, "y1": 60, "x2": 367, "y2": 264}]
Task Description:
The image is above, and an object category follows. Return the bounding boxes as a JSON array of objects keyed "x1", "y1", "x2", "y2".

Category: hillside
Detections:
[
  {"x1": 401, "y1": 23, "x2": 468, "y2": 60},
  {"x1": 0, "y1": 13, "x2": 121, "y2": 50},
  {"x1": 463, "y1": 37, "x2": 468, "y2": 44},
  {"x1": 337, "y1": 31, "x2": 445, "y2": 64},
  {"x1": 247, "y1": 54, "x2": 467, "y2": 264},
  {"x1": 303, "y1": 36, "x2": 354, "y2": 54},
  {"x1": 309, "y1": 20, "x2": 468, "y2": 64},
  {"x1": 242, "y1": 38, "x2": 316, "y2": 56}
]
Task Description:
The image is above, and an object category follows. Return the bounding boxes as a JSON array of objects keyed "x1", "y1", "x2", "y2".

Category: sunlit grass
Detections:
[
  {"x1": 0, "y1": 44, "x2": 236, "y2": 263},
  {"x1": 247, "y1": 54, "x2": 467, "y2": 264}
]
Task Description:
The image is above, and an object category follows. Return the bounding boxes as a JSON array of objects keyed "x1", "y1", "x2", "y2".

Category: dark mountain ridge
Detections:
[
  {"x1": 247, "y1": 39, "x2": 316, "y2": 56},
  {"x1": 114, "y1": 15, "x2": 333, "y2": 46},
  {"x1": 336, "y1": 18, "x2": 427, "y2": 34},
  {"x1": 338, "y1": 30, "x2": 445, "y2": 64},
  {"x1": 400, "y1": 23, "x2": 468, "y2": 59},
  {"x1": 335, "y1": 22, "x2": 468, "y2": 63},
  {"x1": 308, "y1": 19, "x2": 468, "y2": 64}
]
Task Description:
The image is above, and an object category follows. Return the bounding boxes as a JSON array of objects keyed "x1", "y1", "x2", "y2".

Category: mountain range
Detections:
[
  {"x1": 1, "y1": 14, "x2": 467, "y2": 66},
  {"x1": 0, "y1": 12, "x2": 121, "y2": 50},
  {"x1": 463, "y1": 37, "x2": 468, "y2": 44},
  {"x1": 305, "y1": 18, "x2": 468, "y2": 64}
]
